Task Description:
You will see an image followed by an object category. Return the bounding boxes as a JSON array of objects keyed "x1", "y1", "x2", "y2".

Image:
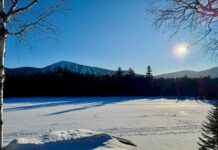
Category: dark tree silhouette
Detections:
[
  {"x1": 146, "y1": 66, "x2": 153, "y2": 79},
  {"x1": 4, "y1": 69, "x2": 218, "y2": 100},
  {"x1": 128, "y1": 68, "x2": 135, "y2": 77},
  {"x1": 198, "y1": 105, "x2": 218, "y2": 150},
  {"x1": 116, "y1": 67, "x2": 123, "y2": 78}
]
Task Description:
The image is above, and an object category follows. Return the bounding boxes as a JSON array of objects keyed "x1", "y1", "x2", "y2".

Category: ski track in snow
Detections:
[
  {"x1": 98, "y1": 125, "x2": 200, "y2": 137},
  {"x1": 3, "y1": 97, "x2": 212, "y2": 150}
]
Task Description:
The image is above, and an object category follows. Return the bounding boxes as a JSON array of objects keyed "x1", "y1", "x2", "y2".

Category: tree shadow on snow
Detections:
[
  {"x1": 4, "y1": 97, "x2": 144, "y2": 114},
  {"x1": 5, "y1": 96, "x2": 216, "y2": 116}
]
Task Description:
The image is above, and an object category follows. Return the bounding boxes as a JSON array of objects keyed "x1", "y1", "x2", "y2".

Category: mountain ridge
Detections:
[
  {"x1": 5, "y1": 61, "x2": 218, "y2": 78},
  {"x1": 42, "y1": 61, "x2": 116, "y2": 75},
  {"x1": 156, "y1": 67, "x2": 218, "y2": 78},
  {"x1": 5, "y1": 61, "x2": 116, "y2": 76}
]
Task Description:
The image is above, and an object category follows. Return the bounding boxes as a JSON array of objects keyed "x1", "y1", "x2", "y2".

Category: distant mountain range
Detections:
[
  {"x1": 156, "y1": 67, "x2": 218, "y2": 78},
  {"x1": 5, "y1": 61, "x2": 116, "y2": 76},
  {"x1": 5, "y1": 61, "x2": 218, "y2": 78}
]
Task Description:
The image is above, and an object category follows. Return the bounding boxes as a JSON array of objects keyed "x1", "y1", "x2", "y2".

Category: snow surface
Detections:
[
  {"x1": 4, "y1": 97, "x2": 213, "y2": 150},
  {"x1": 4, "y1": 129, "x2": 136, "y2": 150}
]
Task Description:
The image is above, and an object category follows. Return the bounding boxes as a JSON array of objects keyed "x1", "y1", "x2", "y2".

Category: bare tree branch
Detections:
[
  {"x1": 147, "y1": 0, "x2": 218, "y2": 55},
  {"x1": 6, "y1": 0, "x2": 68, "y2": 44},
  {"x1": 5, "y1": 0, "x2": 18, "y2": 21},
  {"x1": 10, "y1": 0, "x2": 39, "y2": 16},
  {"x1": 8, "y1": 4, "x2": 53, "y2": 35},
  {"x1": 0, "y1": 1, "x2": 68, "y2": 149}
]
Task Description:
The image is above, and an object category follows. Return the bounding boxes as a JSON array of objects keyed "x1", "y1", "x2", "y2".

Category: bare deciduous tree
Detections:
[
  {"x1": 0, "y1": 0, "x2": 67, "y2": 149},
  {"x1": 147, "y1": 0, "x2": 218, "y2": 54},
  {"x1": 147, "y1": 1, "x2": 218, "y2": 149}
]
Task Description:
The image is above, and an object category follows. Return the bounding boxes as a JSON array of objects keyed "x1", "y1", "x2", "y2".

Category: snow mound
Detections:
[{"x1": 4, "y1": 129, "x2": 137, "y2": 150}]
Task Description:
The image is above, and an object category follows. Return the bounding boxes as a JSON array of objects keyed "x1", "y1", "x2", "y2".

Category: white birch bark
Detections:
[
  {"x1": 0, "y1": 1, "x2": 65, "y2": 149},
  {"x1": 0, "y1": 0, "x2": 5, "y2": 149}
]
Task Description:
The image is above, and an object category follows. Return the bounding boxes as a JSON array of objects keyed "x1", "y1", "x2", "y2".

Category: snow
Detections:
[
  {"x1": 4, "y1": 129, "x2": 136, "y2": 150},
  {"x1": 3, "y1": 97, "x2": 213, "y2": 150}
]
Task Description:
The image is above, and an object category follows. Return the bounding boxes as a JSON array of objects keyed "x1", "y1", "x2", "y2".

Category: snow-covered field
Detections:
[{"x1": 4, "y1": 97, "x2": 212, "y2": 150}]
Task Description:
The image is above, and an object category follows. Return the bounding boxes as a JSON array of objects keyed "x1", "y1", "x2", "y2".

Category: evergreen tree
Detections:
[
  {"x1": 128, "y1": 68, "x2": 135, "y2": 77},
  {"x1": 116, "y1": 67, "x2": 123, "y2": 78},
  {"x1": 198, "y1": 105, "x2": 218, "y2": 150},
  {"x1": 146, "y1": 66, "x2": 153, "y2": 79}
]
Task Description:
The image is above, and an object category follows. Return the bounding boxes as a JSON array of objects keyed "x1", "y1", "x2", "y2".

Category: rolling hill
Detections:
[{"x1": 156, "y1": 67, "x2": 218, "y2": 78}]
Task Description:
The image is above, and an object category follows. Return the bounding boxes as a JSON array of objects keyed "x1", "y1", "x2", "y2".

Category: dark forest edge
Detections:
[{"x1": 4, "y1": 67, "x2": 218, "y2": 101}]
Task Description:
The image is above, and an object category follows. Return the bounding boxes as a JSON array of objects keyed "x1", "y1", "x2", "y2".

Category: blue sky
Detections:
[{"x1": 5, "y1": 0, "x2": 218, "y2": 75}]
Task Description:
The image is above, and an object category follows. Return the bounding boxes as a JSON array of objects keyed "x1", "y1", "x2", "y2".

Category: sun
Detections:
[{"x1": 174, "y1": 43, "x2": 188, "y2": 58}]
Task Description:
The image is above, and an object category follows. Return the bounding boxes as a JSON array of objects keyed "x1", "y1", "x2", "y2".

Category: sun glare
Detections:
[{"x1": 174, "y1": 43, "x2": 188, "y2": 58}]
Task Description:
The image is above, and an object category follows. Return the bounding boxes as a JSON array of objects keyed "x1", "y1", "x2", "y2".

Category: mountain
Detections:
[
  {"x1": 199, "y1": 67, "x2": 218, "y2": 78},
  {"x1": 6, "y1": 61, "x2": 218, "y2": 78},
  {"x1": 42, "y1": 61, "x2": 115, "y2": 75},
  {"x1": 5, "y1": 67, "x2": 41, "y2": 75},
  {"x1": 156, "y1": 67, "x2": 218, "y2": 78},
  {"x1": 5, "y1": 61, "x2": 116, "y2": 76}
]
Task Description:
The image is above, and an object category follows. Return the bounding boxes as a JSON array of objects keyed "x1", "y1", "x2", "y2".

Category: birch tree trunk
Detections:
[
  {"x1": 0, "y1": 0, "x2": 66, "y2": 149},
  {"x1": 0, "y1": 0, "x2": 5, "y2": 149},
  {"x1": 0, "y1": 33, "x2": 5, "y2": 150}
]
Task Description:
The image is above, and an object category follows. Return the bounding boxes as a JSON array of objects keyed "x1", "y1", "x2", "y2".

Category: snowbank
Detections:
[{"x1": 4, "y1": 129, "x2": 137, "y2": 150}]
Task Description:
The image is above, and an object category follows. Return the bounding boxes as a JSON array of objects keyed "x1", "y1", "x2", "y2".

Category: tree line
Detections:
[{"x1": 3, "y1": 66, "x2": 218, "y2": 100}]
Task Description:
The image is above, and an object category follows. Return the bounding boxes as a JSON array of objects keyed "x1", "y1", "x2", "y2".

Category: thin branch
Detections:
[
  {"x1": 7, "y1": 0, "x2": 67, "y2": 44},
  {"x1": 147, "y1": 0, "x2": 218, "y2": 38},
  {"x1": 5, "y1": 0, "x2": 18, "y2": 21},
  {"x1": 10, "y1": 0, "x2": 39, "y2": 16}
]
